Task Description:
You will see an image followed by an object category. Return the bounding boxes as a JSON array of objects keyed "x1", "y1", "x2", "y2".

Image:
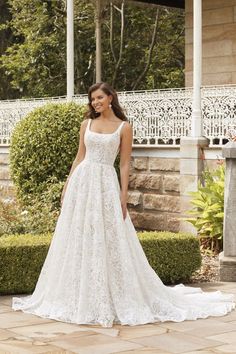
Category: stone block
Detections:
[
  {"x1": 166, "y1": 216, "x2": 180, "y2": 233},
  {"x1": 202, "y1": 72, "x2": 233, "y2": 86},
  {"x1": 127, "y1": 191, "x2": 142, "y2": 207},
  {"x1": 129, "y1": 174, "x2": 161, "y2": 191},
  {"x1": 202, "y1": 56, "x2": 236, "y2": 74},
  {"x1": 149, "y1": 158, "x2": 179, "y2": 172},
  {"x1": 180, "y1": 159, "x2": 204, "y2": 176},
  {"x1": 143, "y1": 194, "x2": 180, "y2": 213},
  {"x1": 163, "y1": 175, "x2": 180, "y2": 193},
  {"x1": 187, "y1": 40, "x2": 233, "y2": 60},
  {"x1": 0, "y1": 154, "x2": 9, "y2": 165},
  {"x1": 0, "y1": 166, "x2": 10, "y2": 180},
  {"x1": 179, "y1": 219, "x2": 197, "y2": 235},
  {"x1": 219, "y1": 252, "x2": 236, "y2": 282},
  {"x1": 133, "y1": 157, "x2": 148, "y2": 171},
  {"x1": 129, "y1": 211, "x2": 165, "y2": 231},
  {"x1": 202, "y1": 7, "x2": 234, "y2": 26},
  {"x1": 222, "y1": 141, "x2": 236, "y2": 158},
  {"x1": 179, "y1": 175, "x2": 198, "y2": 195},
  {"x1": 180, "y1": 137, "x2": 209, "y2": 159}
]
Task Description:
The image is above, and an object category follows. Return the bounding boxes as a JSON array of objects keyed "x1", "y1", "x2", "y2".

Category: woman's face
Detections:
[{"x1": 91, "y1": 89, "x2": 112, "y2": 113}]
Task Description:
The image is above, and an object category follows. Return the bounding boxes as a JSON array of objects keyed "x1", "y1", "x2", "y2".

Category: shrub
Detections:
[
  {"x1": 0, "y1": 231, "x2": 201, "y2": 294},
  {"x1": 0, "y1": 199, "x2": 27, "y2": 236},
  {"x1": 0, "y1": 233, "x2": 52, "y2": 294},
  {"x1": 186, "y1": 165, "x2": 225, "y2": 252},
  {"x1": 139, "y1": 231, "x2": 201, "y2": 284},
  {"x1": 10, "y1": 102, "x2": 86, "y2": 204}
]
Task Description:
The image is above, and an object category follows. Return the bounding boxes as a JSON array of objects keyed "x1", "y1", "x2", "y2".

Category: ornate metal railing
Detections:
[{"x1": 1, "y1": 85, "x2": 236, "y2": 147}]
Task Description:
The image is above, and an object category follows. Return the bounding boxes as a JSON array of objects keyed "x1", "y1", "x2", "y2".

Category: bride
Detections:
[{"x1": 12, "y1": 82, "x2": 235, "y2": 328}]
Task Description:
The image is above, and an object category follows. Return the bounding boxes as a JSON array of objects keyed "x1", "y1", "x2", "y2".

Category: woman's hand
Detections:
[{"x1": 120, "y1": 192, "x2": 127, "y2": 220}]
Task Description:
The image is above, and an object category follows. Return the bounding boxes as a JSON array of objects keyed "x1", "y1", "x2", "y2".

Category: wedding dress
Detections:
[{"x1": 12, "y1": 119, "x2": 235, "y2": 327}]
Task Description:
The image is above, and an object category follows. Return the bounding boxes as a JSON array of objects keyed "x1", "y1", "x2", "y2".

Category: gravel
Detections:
[{"x1": 189, "y1": 253, "x2": 220, "y2": 283}]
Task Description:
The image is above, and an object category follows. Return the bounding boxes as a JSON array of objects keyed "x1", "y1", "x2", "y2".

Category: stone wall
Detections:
[
  {"x1": 185, "y1": 0, "x2": 236, "y2": 86},
  {"x1": 0, "y1": 146, "x2": 222, "y2": 233},
  {"x1": 0, "y1": 147, "x2": 14, "y2": 200},
  {"x1": 128, "y1": 156, "x2": 181, "y2": 232}
]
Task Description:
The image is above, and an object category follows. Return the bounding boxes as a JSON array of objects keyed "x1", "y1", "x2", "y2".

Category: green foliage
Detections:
[
  {"x1": 0, "y1": 1, "x2": 184, "y2": 98},
  {"x1": 186, "y1": 165, "x2": 225, "y2": 251},
  {"x1": 0, "y1": 199, "x2": 26, "y2": 235},
  {"x1": 139, "y1": 231, "x2": 201, "y2": 284},
  {"x1": 10, "y1": 102, "x2": 85, "y2": 203},
  {"x1": 0, "y1": 231, "x2": 201, "y2": 294},
  {"x1": 0, "y1": 233, "x2": 52, "y2": 294}
]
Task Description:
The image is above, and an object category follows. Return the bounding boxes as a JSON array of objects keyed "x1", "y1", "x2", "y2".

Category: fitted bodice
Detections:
[{"x1": 84, "y1": 119, "x2": 125, "y2": 166}]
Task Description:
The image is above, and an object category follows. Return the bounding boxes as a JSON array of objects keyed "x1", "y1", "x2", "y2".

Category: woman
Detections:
[{"x1": 12, "y1": 82, "x2": 235, "y2": 327}]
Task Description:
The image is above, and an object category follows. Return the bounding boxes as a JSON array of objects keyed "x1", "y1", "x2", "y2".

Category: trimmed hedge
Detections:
[
  {"x1": 139, "y1": 231, "x2": 201, "y2": 284},
  {"x1": 0, "y1": 231, "x2": 201, "y2": 295}
]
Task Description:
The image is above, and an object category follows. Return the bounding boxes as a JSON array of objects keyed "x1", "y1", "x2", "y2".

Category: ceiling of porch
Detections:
[{"x1": 134, "y1": 0, "x2": 184, "y2": 9}]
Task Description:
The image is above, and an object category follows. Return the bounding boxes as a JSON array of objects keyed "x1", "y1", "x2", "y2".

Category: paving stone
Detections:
[
  {"x1": 116, "y1": 349, "x2": 171, "y2": 354},
  {"x1": 11, "y1": 322, "x2": 93, "y2": 341},
  {"x1": 214, "y1": 343, "x2": 236, "y2": 353},
  {"x1": 0, "y1": 311, "x2": 53, "y2": 329},
  {"x1": 119, "y1": 324, "x2": 167, "y2": 339},
  {"x1": 0, "y1": 338, "x2": 66, "y2": 354},
  {"x1": 49, "y1": 332, "x2": 144, "y2": 354},
  {"x1": 207, "y1": 331, "x2": 236, "y2": 344},
  {"x1": 0, "y1": 305, "x2": 12, "y2": 314},
  {"x1": 131, "y1": 332, "x2": 223, "y2": 354},
  {"x1": 185, "y1": 322, "x2": 236, "y2": 337},
  {"x1": 159, "y1": 319, "x2": 227, "y2": 332}
]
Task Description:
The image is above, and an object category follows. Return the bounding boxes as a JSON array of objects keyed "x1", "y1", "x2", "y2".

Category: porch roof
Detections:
[{"x1": 135, "y1": 0, "x2": 184, "y2": 9}]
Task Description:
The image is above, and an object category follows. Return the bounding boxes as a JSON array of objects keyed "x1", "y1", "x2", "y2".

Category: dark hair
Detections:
[{"x1": 85, "y1": 82, "x2": 127, "y2": 121}]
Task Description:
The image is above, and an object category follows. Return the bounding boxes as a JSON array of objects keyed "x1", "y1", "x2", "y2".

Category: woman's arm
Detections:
[
  {"x1": 119, "y1": 122, "x2": 133, "y2": 219},
  {"x1": 61, "y1": 119, "x2": 88, "y2": 203}
]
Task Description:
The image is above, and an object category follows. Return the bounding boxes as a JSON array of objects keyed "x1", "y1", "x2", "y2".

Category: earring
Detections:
[{"x1": 109, "y1": 103, "x2": 112, "y2": 109}]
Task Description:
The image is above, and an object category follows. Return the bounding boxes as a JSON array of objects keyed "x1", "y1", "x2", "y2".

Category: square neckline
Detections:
[{"x1": 88, "y1": 119, "x2": 125, "y2": 135}]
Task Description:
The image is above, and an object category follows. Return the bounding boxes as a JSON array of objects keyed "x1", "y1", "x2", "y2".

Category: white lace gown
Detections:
[{"x1": 12, "y1": 119, "x2": 235, "y2": 327}]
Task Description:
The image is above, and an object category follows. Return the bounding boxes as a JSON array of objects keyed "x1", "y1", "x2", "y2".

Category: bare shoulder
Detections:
[
  {"x1": 121, "y1": 121, "x2": 133, "y2": 136},
  {"x1": 80, "y1": 119, "x2": 90, "y2": 131}
]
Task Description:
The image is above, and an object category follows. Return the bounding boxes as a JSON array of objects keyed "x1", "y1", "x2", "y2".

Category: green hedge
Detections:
[
  {"x1": 0, "y1": 231, "x2": 201, "y2": 295},
  {"x1": 139, "y1": 231, "x2": 201, "y2": 283},
  {"x1": 10, "y1": 102, "x2": 85, "y2": 203}
]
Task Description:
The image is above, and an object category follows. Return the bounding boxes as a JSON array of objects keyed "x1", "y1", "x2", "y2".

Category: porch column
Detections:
[
  {"x1": 67, "y1": 0, "x2": 74, "y2": 101},
  {"x1": 95, "y1": 0, "x2": 102, "y2": 82},
  {"x1": 179, "y1": 0, "x2": 209, "y2": 233},
  {"x1": 219, "y1": 142, "x2": 236, "y2": 281},
  {"x1": 192, "y1": 0, "x2": 202, "y2": 137}
]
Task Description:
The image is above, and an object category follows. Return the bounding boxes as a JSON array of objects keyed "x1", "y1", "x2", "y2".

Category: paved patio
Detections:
[{"x1": 0, "y1": 282, "x2": 236, "y2": 354}]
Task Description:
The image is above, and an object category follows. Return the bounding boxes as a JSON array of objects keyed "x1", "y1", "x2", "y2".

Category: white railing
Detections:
[{"x1": 1, "y1": 85, "x2": 236, "y2": 147}]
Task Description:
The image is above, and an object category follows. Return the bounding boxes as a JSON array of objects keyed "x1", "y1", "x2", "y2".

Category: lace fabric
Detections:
[{"x1": 12, "y1": 119, "x2": 235, "y2": 327}]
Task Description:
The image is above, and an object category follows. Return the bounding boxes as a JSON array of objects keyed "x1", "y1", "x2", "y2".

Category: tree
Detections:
[{"x1": 0, "y1": 0, "x2": 184, "y2": 98}]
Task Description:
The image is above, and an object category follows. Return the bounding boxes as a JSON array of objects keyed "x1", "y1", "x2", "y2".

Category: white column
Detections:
[
  {"x1": 191, "y1": 0, "x2": 202, "y2": 137},
  {"x1": 67, "y1": 0, "x2": 74, "y2": 101},
  {"x1": 95, "y1": 0, "x2": 102, "y2": 82}
]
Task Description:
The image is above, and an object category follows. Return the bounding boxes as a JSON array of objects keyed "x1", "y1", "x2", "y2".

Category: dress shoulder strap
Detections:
[
  {"x1": 85, "y1": 118, "x2": 92, "y2": 133},
  {"x1": 117, "y1": 121, "x2": 126, "y2": 135}
]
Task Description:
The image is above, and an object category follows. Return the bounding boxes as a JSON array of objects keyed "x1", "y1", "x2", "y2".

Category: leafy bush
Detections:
[
  {"x1": 186, "y1": 165, "x2": 225, "y2": 252},
  {"x1": 0, "y1": 199, "x2": 26, "y2": 236},
  {"x1": 139, "y1": 231, "x2": 201, "y2": 284},
  {"x1": 0, "y1": 180, "x2": 63, "y2": 236},
  {"x1": 0, "y1": 231, "x2": 201, "y2": 294},
  {"x1": 10, "y1": 102, "x2": 86, "y2": 203}
]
